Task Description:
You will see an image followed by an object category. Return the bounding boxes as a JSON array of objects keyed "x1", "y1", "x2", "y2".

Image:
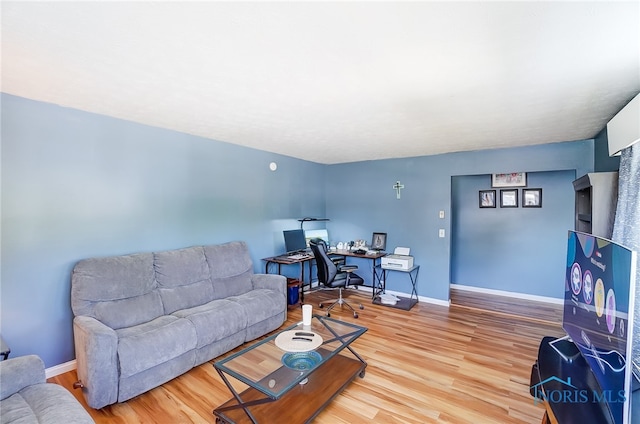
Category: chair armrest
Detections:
[
  {"x1": 251, "y1": 273, "x2": 287, "y2": 296},
  {"x1": 73, "y1": 316, "x2": 119, "y2": 409},
  {"x1": 0, "y1": 355, "x2": 46, "y2": 400},
  {"x1": 338, "y1": 265, "x2": 358, "y2": 272}
]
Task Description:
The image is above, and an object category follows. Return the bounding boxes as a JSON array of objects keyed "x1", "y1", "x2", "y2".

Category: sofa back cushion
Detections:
[
  {"x1": 154, "y1": 246, "x2": 214, "y2": 314},
  {"x1": 204, "y1": 241, "x2": 254, "y2": 299},
  {"x1": 71, "y1": 253, "x2": 164, "y2": 329}
]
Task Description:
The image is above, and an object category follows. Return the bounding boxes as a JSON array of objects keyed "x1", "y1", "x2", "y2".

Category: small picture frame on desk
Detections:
[{"x1": 371, "y1": 232, "x2": 387, "y2": 251}]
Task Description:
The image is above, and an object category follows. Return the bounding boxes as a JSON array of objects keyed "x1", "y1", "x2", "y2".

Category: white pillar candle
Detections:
[{"x1": 302, "y1": 304, "x2": 312, "y2": 327}]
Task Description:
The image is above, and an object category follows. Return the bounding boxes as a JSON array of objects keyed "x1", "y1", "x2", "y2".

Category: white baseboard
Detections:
[
  {"x1": 378, "y1": 288, "x2": 450, "y2": 307},
  {"x1": 46, "y1": 359, "x2": 76, "y2": 379},
  {"x1": 417, "y1": 295, "x2": 450, "y2": 307},
  {"x1": 450, "y1": 284, "x2": 563, "y2": 305}
]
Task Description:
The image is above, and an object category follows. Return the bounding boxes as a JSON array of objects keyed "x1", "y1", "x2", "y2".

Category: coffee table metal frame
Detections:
[{"x1": 213, "y1": 314, "x2": 367, "y2": 424}]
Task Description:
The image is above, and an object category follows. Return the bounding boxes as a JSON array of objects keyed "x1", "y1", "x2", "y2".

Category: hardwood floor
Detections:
[
  {"x1": 449, "y1": 287, "x2": 564, "y2": 325},
  {"x1": 49, "y1": 288, "x2": 565, "y2": 423}
]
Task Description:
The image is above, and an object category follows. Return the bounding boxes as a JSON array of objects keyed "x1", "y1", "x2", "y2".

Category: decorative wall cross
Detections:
[{"x1": 393, "y1": 181, "x2": 405, "y2": 199}]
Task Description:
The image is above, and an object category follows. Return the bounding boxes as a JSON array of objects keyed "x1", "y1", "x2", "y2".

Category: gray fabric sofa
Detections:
[
  {"x1": 71, "y1": 241, "x2": 287, "y2": 409},
  {"x1": 0, "y1": 354, "x2": 95, "y2": 424}
]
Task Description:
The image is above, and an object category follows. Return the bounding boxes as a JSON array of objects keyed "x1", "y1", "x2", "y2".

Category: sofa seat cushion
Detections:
[
  {"x1": 1, "y1": 384, "x2": 94, "y2": 424},
  {"x1": 1, "y1": 392, "x2": 37, "y2": 423},
  {"x1": 172, "y1": 299, "x2": 247, "y2": 349},
  {"x1": 116, "y1": 316, "x2": 196, "y2": 378},
  {"x1": 228, "y1": 289, "x2": 284, "y2": 327}
]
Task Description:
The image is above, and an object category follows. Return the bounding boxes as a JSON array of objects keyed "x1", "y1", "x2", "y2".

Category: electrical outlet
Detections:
[
  {"x1": 439, "y1": 210, "x2": 445, "y2": 219},
  {"x1": 439, "y1": 229, "x2": 445, "y2": 238}
]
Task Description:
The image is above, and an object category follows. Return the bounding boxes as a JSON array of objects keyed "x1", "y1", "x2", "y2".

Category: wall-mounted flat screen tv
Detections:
[{"x1": 563, "y1": 230, "x2": 637, "y2": 423}]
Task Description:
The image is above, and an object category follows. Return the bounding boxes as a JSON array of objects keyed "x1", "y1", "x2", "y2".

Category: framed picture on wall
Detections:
[
  {"x1": 522, "y1": 188, "x2": 542, "y2": 208},
  {"x1": 479, "y1": 190, "x2": 496, "y2": 208},
  {"x1": 500, "y1": 189, "x2": 519, "y2": 208},
  {"x1": 492, "y1": 172, "x2": 527, "y2": 188}
]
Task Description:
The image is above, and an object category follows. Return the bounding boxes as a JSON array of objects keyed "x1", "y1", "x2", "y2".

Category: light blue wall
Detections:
[
  {"x1": 451, "y1": 170, "x2": 576, "y2": 298},
  {"x1": 1, "y1": 94, "x2": 325, "y2": 367},
  {"x1": 1, "y1": 93, "x2": 598, "y2": 368},
  {"x1": 325, "y1": 142, "x2": 594, "y2": 301}
]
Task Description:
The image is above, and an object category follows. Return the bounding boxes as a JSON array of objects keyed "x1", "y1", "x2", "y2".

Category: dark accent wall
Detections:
[{"x1": 594, "y1": 127, "x2": 621, "y2": 172}]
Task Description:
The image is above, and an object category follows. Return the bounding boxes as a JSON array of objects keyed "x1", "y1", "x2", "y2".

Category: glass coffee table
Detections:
[{"x1": 213, "y1": 315, "x2": 368, "y2": 424}]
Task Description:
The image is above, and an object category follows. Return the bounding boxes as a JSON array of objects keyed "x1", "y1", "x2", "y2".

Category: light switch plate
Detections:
[
  {"x1": 439, "y1": 210, "x2": 445, "y2": 219},
  {"x1": 439, "y1": 229, "x2": 445, "y2": 238}
]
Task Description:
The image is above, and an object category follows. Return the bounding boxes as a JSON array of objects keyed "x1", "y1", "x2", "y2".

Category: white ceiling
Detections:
[{"x1": 2, "y1": 1, "x2": 639, "y2": 164}]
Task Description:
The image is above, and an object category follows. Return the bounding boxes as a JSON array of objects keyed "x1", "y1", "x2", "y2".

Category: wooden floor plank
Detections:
[
  {"x1": 49, "y1": 287, "x2": 565, "y2": 423},
  {"x1": 449, "y1": 287, "x2": 563, "y2": 325}
]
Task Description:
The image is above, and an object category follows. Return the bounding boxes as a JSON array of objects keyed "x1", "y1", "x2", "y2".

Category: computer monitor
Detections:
[
  {"x1": 305, "y1": 229, "x2": 329, "y2": 246},
  {"x1": 283, "y1": 229, "x2": 307, "y2": 253},
  {"x1": 371, "y1": 232, "x2": 387, "y2": 251}
]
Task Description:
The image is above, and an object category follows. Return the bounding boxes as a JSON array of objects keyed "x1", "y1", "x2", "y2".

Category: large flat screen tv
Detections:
[{"x1": 563, "y1": 230, "x2": 637, "y2": 423}]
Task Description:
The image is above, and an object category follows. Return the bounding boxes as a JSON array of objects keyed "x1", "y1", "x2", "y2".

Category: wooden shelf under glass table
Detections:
[{"x1": 212, "y1": 315, "x2": 367, "y2": 424}]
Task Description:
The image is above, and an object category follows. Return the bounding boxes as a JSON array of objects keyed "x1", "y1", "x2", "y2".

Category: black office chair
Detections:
[{"x1": 309, "y1": 238, "x2": 364, "y2": 318}]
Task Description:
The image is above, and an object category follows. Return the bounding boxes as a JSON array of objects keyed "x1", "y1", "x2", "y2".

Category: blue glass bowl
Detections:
[{"x1": 281, "y1": 351, "x2": 322, "y2": 370}]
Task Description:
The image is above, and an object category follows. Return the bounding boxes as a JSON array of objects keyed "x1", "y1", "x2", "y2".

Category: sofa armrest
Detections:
[
  {"x1": 251, "y1": 273, "x2": 287, "y2": 296},
  {"x1": 0, "y1": 354, "x2": 46, "y2": 400},
  {"x1": 73, "y1": 316, "x2": 119, "y2": 409}
]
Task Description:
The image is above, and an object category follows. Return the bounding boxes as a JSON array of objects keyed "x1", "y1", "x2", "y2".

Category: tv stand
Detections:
[
  {"x1": 531, "y1": 336, "x2": 614, "y2": 424},
  {"x1": 547, "y1": 335, "x2": 581, "y2": 363}
]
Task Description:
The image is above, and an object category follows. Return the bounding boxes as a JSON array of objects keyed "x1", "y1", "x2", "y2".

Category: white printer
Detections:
[{"x1": 381, "y1": 247, "x2": 414, "y2": 270}]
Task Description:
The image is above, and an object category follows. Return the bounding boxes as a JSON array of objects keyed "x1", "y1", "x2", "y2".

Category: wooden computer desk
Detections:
[
  {"x1": 262, "y1": 249, "x2": 386, "y2": 303},
  {"x1": 333, "y1": 249, "x2": 386, "y2": 295},
  {"x1": 262, "y1": 254, "x2": 314, "y2": 304}
]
